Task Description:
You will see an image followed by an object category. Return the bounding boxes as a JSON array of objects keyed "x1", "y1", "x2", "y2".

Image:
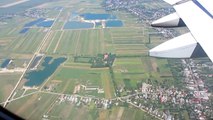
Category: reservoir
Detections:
[{"x1": 24, "y1": 57, "x2": 66, "y2": 87}]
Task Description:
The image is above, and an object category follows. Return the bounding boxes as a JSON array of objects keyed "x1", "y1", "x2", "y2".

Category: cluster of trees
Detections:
[
  {"x1": 74, "y1": 53, "x2": 116, "y2": 68},
  {"x1": 91, "y1": 53, "x2": 116, "y2": 68}
]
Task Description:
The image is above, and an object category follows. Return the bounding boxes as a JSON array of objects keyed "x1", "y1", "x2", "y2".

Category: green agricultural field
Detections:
[
  {"x1": 45, "y1": 31, "x2": 63, "y2": 54},
  {"x1": 7, "y1": 29, "x2": 46, "y2": 54},
  {"x1": 46, "y1": 29, "x2": 109, "y2": 56},
  {"x1": 47, "y1": 66, "x2": 114, "y2": 98},
  {"x1": 0, "y1": 16, "x2": 29, "y2": 37},
  {"x1": 46, "y1": 103, "x2": 158, "y2": 120},
  {"x1": 0, "y1": 74, "x2": 21, "y2": 102},
  {"x1": 7, "y1": 93, "x2": 58, "y2": 119},
  {"x1": 121, "y1": 107, "x2": 158, "y2": 120},
  {"x1": 113, "y1": 57, "x2": 151, "y2": 91}
]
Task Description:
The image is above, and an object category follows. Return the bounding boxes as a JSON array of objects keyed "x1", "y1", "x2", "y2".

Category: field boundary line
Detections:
[
  {"x1": 53, "y1": 31, "x2": 64, "y2": 53},
  {"x1": 46, "y1": 31, "x2": 57, "y2": 52}
]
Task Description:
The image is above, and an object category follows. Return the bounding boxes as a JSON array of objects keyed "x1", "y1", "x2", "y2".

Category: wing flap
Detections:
[
  {"x1": 149, "y1": 33, "x2": 197, "y2": 58},
  {"x1": 151, "y1": 12, "x2": 185, "y2": 27}
]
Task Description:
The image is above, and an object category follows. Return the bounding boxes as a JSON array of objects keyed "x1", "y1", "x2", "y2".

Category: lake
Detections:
[{"x1": 24, "y1": 57, "x2": 66, "y2": 87}]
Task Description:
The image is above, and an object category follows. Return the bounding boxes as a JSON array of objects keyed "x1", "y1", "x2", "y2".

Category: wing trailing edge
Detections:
[
  {"x1": 149, "y1": 33, "x2": 198, "y2": 58},
  {"x1": 163, "y1": 0, "x2": 190, "y2": 5},
  {"x1": 151, "y1": 13, "x2": 185, "y2": 27}
]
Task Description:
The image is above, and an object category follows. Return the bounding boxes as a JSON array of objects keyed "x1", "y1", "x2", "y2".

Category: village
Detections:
[{"x1": 40, "y1": 56, "x2": 212, "y2": 120}]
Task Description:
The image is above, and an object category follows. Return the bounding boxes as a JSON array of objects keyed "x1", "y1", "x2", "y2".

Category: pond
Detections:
[{"x1": 24, "y1": 57, "x2": 66, "y2": 87}]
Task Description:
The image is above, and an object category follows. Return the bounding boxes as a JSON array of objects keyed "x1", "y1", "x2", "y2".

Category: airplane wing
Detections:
[{"x1": 149, "y1": 0, "x2": 213, "y2": 62}]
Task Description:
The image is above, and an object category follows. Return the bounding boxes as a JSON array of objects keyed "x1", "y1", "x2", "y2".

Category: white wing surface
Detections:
[{"x1": 150, "y1": 0, "x2": 213, "y2": 62}]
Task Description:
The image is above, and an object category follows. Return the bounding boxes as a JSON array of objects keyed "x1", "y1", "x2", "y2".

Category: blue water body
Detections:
[
  {"x1": 24, "y1": 57, "x2": 67, "y2": 87},
  {"x1": 64, "y1": 21, "x2": 93, "y2": 29},
  {"x1": 24, "y1": 18, "x2": 45, "y2": 27},
  {"x1": 37, "y1": 20, "x2": 54, "y2": 27},
  {"x1": 1, "y1": 59, "x2": 11, "y2": 68},
  {"x1": 19, "y1": 28, "x2": 30, "y2": 34},
  {"x1": 106, "y1": 20, "x2": 123, "y2": 27},
  {"x1": 80, "y1": 13, "x2": 116, "y2": 20}
]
